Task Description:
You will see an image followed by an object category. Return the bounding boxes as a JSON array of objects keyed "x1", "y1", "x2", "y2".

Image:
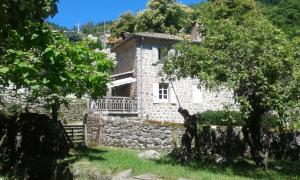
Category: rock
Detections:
[
  {"x1": 87, "y1": 169, "x2": 102, "y2": 180},
  {"x1": 132, "y1": 135, "x2": 138, "y2": 140},
  {"x1": 153, "y1": 138, "x2": 162, "y2": 145},
  {"x1": 138, "y1": 136, "x2": 145, "y2": 143},
  {"x1": 138, "y1": 150, "x2": 161, "y2": 160},
  {"x1": 71, "y1": 162, "x2": 104, "y2": 180},
  {"x1": 214, "y1": 154, "x2": 226, "y2": 163},
  {"x1": 164, "y1": 129, "x2": 172, "y2": 134},
  {"x1": 159, "y1": 134, "x2": 167, "y2": 140},
  {"x1": 296, "y1": 135, "x2": 300, "y2": 146},
  {"x1": 131, "y1": 173, "x2": 159, "y2": 180},
  {"x1": 112, "y1": 169, "x2": 132, "y2": 180}
]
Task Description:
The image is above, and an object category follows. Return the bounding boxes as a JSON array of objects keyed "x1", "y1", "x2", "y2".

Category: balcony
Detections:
[{"x1": 88, "y1": 97, "x2": 138, "y2": 114}]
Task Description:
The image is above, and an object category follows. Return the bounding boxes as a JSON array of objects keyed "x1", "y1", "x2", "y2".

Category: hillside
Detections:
[
  {"x1": 191, "y1": 0, "x2": 300, "y2": 39},
  {"x1": 256, "y1": 0, "x2": 300, "y2": 38}
]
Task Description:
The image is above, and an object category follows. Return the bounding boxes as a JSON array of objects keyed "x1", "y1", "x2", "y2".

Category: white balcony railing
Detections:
[{"x1": 89, "y1": 97, "x2": 138, "y2": 114}]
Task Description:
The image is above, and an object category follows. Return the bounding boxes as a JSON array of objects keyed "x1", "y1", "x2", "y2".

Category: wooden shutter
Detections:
[
  {"x1": 170, "y1": 84, "x2": 177, "y2": 104},
  {"x1": 192, "y1": 85, "x2": 203, "y2": 104},
  {"x1": 152, "y1": 46, "x2": 159, "y2": 63},
  {"x1": 153, "y1": 83, "x2": 159, "y2": 104}
]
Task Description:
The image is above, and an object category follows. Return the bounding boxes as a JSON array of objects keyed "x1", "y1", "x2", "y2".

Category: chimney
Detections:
[
  {"x1": 191, "y1": 22, "x2": 201, "y2": 41},
  {"x1": 123, "y1": 32, "x2": 131, "y2": 40}
]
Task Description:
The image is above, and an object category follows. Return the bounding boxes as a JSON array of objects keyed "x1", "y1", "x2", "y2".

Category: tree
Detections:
[
  {"x1": 135, "y1": 0, "x2": 193, "y2": 34},
  {"x1": 164, "y1": 0, "x2": 300, "y2": 168},
  {"x1": 109, "y1": 0, "x2": 194, "y2": 40},
  {"x1": 1, "y1": 23, "x2": 114, "y2": 120},
  {"x1": 0, "y1": 0, "x2": 58, "y2": 51},
  {"x1": 81, "y1": 21, "x2": 95, "y2": 35},
  {"x1": 256, "y1": 0, "x2": 300, "y2": 39},
  {"x1": 0, "y1": 0, "x2": 114, "y2": 120},
  {"x1": 110, "y1": 12, "x2": 137, "y2": 40}
]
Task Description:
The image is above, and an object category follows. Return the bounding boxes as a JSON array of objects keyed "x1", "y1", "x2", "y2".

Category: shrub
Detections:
[
  {"x1": 198, "y1": 110, "x2": 279, "y2": 127},
  {"x1": 199, "y1": 110, "x2": 244, "y2": 126}
]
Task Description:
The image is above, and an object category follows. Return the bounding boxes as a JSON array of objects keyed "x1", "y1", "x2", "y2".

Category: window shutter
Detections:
[
  {"x1": 152, "y1": 46, "x2": 159, "y2": 63},
  {"x1": 153, "y1": 83, "x2": 159, "y2": 104},
  {"x1": 170, "y1": 85, "x2": 177, "y2": 104},
  {"x1": 192, "y1": 85, "x2": 203, "y2": 104}
]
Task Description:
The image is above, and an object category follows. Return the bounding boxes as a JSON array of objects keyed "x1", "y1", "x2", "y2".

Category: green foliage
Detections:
[
  {"x1": 110, "y1": 12, "x2": 137, "y2": 40},
  {"x1": 0, "y1": 22, "x2": 114, "y2": 112},
  {"x1": 256, "y1": 0, "x2": 300, "y2": 39},
  {"x1": 200, "y1": 110, "x2": 244, "y2": 126},
  {"x1": 109, "y1": 0, "x2": 194, "y2": 40},
  {"x1": 0, "y1": 0, "x2": 58, "y2": 44},
  {"x1": 164, "y1": 0, "x2": 300, "y2": 127},
  {"x1": 199, "y1": 110, "x2": 281, "y2": 128},
  {"x1": 0, "y1": 0, "x2": 114, "y2": 117},
  {"x1": 46, "y1": 22, "x2": 68, "y2": 32},
  {"x1": 135, "y1": 0, "x2": 193, "y2": 34},
  {"x1": 65, "y1": 31, "x2": 83, "y2": 43},
  {"x1": 80, "y1": 21, "x2": 112, "y2": 36},
  {"x1": 67, "y1": 146, "x2": 300, "y2": 179}
]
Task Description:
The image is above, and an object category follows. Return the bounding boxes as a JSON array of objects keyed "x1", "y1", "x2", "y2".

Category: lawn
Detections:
[{"x1": 65, "y1": 146, "x2": 300, "y2": 180}]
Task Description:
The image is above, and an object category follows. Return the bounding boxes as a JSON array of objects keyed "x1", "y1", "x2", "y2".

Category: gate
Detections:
[{"x1": 63, "y1": 124, "x2": 86, "y2": 145}]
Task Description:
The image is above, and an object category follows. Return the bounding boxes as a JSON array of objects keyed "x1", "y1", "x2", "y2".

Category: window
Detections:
[
  {"x1": 159, "y1": 83, "x2": 169, "y2": 101},
  {"x1": 158, "y1": 47, "x2": 169, "y2": 63}
]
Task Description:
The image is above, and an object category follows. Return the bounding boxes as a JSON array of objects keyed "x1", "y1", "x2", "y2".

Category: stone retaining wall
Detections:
[
  {"x1": 85, "y1": 114, "x2": 184, "y2": 151},
  {"x1": 0, "y1": 86, "x2": 87, "y2": 123},
  {"x1": 197, "y1": 125, "x2": 300, "y2": 161}
]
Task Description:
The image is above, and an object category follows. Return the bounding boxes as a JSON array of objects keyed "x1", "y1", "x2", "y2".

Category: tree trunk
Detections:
[
  {"x1": 51, "y1": 100, "x2": 60, "y2": 122},
  {"x1": 242, "y1": 111, "x2": 269, "y2": 169},
  {"x1": 178, "y1": 107, "x2": 198, "y2": 164}
]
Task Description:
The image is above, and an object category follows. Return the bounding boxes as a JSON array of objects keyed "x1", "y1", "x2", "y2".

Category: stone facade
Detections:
[
  {"x1": 85, "y1": 113, "x2": 184, "y2": 151},
  {"x1": 112, "y1": 35, "x2": 235, "y2": 123}
]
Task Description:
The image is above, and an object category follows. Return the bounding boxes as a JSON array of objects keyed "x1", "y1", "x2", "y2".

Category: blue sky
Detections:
[{"x1": 48, "y1": 0, "x2": 205, "y2": 29}]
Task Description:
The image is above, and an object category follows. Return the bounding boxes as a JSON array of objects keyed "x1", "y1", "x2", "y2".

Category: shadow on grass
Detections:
[
  {"x1": 65, "y1": 146, "x2": 108, "y2": 164},
  {"x1": 155, "y1": 154, "x2": 300, "y2": 179}
]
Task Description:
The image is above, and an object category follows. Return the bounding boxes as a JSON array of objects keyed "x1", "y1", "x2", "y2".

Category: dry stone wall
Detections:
[
  {"x1": 85, "y1": 114, "x2": 184, "y2": 151},
  {"x1": 197, "y1": 125, "x2": 300, "y2": 161},
  {"x1": 0, "y1": 86, "x2": 87, "y2": 123}
]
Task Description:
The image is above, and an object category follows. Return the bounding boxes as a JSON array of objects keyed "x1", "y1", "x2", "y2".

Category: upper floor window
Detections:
[{"x1": 158, "y1": 47, "x2": 169, "y2": 63}]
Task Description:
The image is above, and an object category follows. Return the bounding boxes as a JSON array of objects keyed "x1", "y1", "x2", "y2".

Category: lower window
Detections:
[{"x1": 159, "y1": 83, "x2": 168, "y2": 102}]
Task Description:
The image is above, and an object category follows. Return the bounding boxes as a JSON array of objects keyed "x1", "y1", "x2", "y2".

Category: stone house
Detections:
[{"x1": 90, "y1": 32, "x2": 234, "y2": 123}]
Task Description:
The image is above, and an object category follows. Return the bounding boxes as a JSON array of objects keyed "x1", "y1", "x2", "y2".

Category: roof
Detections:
[{"x1": 111, "y1": 32, "x2": 201, "y2": 52}]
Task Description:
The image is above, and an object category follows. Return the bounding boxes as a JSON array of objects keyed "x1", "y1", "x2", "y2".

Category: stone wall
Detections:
[
  {"x1": 85, "y1": 113, "x2": 184, "y2": 151},
  {"x1": 113, "y1": 39, "x2": 137, "y2": 75},
  {"x1": 135, "y1": 39, "x2": 235, "y2": 123},
  {"x1": 0, "y1": 86, "x2": 87, "y2": 123},
  {"x1": 197, "y1": 125, "x2": 300, "y2": 161},
  {"x1": 59, "y1": 99, "x2": 87, "y2": 123}
]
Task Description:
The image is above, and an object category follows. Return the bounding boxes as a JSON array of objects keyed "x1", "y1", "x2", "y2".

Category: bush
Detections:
[
  {"x1": 199, "y1": 110, "x2": 244, "y2": 126},
  {"x1": 199, "y1": 110, "x2": 280, "y2": 127},
  {"x1": 0, "y1": 112, "x2": 70, "y2": 179}
]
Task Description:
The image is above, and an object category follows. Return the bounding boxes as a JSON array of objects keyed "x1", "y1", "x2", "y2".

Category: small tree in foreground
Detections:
[
  {"x1": 164, "y1": 0, "x2": 300, "y2": 168},
  {"x1": 0, "y1": 23, "x2": 114, "y2": 120}
]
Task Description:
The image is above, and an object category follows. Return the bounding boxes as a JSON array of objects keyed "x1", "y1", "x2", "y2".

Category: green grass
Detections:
[{"x1": 65, "y1": 146, "x2": 300, "y2": 180}]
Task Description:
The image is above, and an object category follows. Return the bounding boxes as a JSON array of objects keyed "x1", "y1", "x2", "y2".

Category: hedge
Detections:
[{"x1": 198, "y1": 110, "x2": 280, "y2": 127}]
